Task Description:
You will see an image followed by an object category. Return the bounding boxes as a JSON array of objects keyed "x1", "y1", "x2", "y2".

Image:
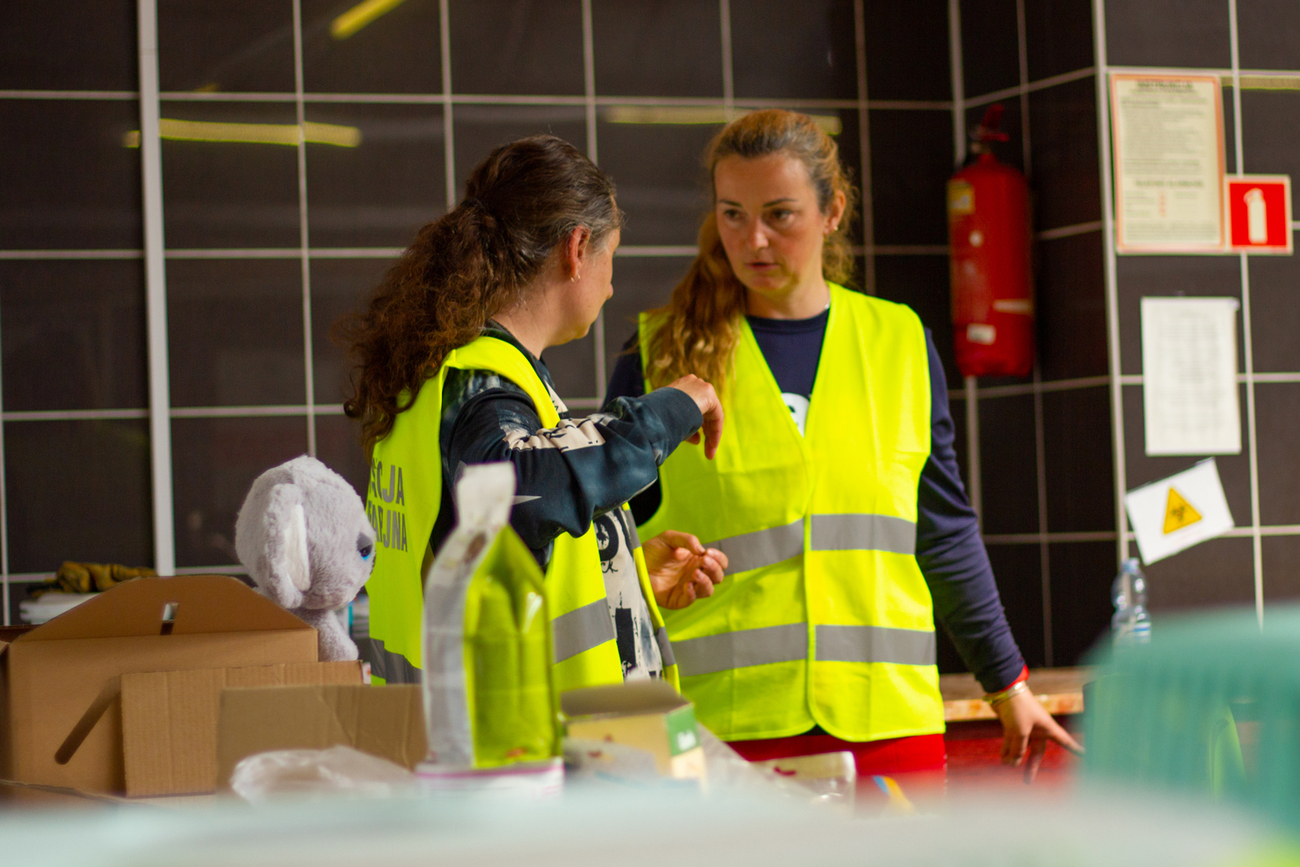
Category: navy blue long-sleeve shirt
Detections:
[{"x1": 606, "y1": 313, "x2": 1026, "y2": 693}]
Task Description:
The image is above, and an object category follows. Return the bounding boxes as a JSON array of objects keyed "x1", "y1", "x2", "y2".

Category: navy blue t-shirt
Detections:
[{"x1": 605, "y1": 312, "x2": 1026, "y2": 694}]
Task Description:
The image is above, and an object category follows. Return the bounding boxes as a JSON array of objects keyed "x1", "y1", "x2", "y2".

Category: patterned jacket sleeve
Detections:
[{"x1": 441, "y1": 367, "x2": 701, "y2": 567}]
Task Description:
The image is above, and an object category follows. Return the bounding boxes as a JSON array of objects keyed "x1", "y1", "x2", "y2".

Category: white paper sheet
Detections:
[
  {"x1": 1141, "y1": 296, "x2": 1240, "y2": 456},
  {"x1": 1111, "y1": 75, "x2": 1225, "y2": 253},
  {"x1": 1124, "y1": 459, "x2": 1234, "y2": 564}
]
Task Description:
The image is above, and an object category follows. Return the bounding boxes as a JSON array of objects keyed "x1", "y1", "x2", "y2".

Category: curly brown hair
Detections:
[
  {"x1": 336, "y1": 135, "x2": 621, "y2": 456},
  {"x1": 643, "y1": 110, "x2": 858, "y2": 390}
]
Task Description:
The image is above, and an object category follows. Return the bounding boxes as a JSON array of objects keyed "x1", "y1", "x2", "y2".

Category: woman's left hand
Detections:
[
  {"x1": 993, "y1": 689, "x2": 1085, "y2": 783},
  {"x1": 642, "y1": 530, "x2": 728, "y2": 610}
]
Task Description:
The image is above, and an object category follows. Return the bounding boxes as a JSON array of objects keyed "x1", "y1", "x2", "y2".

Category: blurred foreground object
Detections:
[
  {"x1": 1084, "y1": 606, "x2": 1300, "y2": 830},
  {"x1": 231, "y1": 745, "x2": 416, "y2": 802}
]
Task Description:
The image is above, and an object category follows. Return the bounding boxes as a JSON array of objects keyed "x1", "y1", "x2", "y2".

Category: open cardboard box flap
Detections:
[
  {"x1": 0, "y1": 575, "x2": 321, "y2": 794},
  {"x1": 6, "y1": 575, "x2": 308, "y2": 644},
  {"x1": 216, "y1": 684, "x2": 426, "y2": 787},
  {"x1": 560, "y1": 679, "x2": 687, "y2": 718}
]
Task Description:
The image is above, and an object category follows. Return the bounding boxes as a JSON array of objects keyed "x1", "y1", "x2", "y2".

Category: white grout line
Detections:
[
  {"x1": 963, "y1": 66, "x2": 1099, "y2": 108},
  {"x1": 581, "y1": 0, "x2": 607, "y2": 403},
  {"x1": 0, "y1": 300, "x2": 8, "y2": 624},
  {"x1": 1228, "y1": 0, "x2": 1264, "y2": 627},
  {"x1": 3, "y1": 409, "x2": 148, "y2": 422},
  {"x1": 948, "y1": 375, "x2": 1112, "y2": 400},
  {"x1": 292, "y1": 0, "x2": 317, "y2": 460},
  {"x1": 616, "y1": 245, "x2": 697, "y2": 257},
  {"x1": 719, "y1": 0, "x2": 734, "y2": 113},
  {"x1": 948, "y1": 0, "x2": 967, "y2": 169},
  {"x1": 0, "y1": 249, "x2": 143, "y2": 260},
  {"x1": 852, "y1": 0, "x2": 875, "y2": 294},
  {"x1": 0, "y1": 245, "x2": 796, "y2": 261},
  {"x1": 170, "y1": 405, "x2": 327, "y2": 418},
  {"x1": 0, "y1": 89, "x2": 138, "y2": 100},
  {"x1": 440, "y1": 0, "x2": 456, "y2": 211},
  {"x1": 137, "y1": 0, "x2": 176, "y2": 578},
  {"x1": 870, "y1": 244, "x2": 947, "y2": 256},
  {"x1": 1014, "y1": 0, "x2": 1052, "y2": 665},
  {"x1": 1037, "y1": 220, "x2": 1104, "y2": 240},
  {"x1": 983, "y1": 531, "x2": 1118, "y2": 544},
  {"x1": 1092, "y1": 0, "x2": 1127, "y2": 570}
]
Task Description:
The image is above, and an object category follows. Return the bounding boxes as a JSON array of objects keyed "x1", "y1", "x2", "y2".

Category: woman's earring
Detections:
[{"x1": 571, "y1": 271, "x2": 581, "y2": 283}]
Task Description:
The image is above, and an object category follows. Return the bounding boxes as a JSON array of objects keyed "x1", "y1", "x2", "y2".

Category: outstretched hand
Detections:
[
  {"x1": 642, "y1": 530, "x2": 728, "y2": 610},
  {"x1": 665, "y1": 375, "x2": 724, "y2": 460},
  {"x1": 993, "y1": 688, "x2": 1085, "y2": 783}
]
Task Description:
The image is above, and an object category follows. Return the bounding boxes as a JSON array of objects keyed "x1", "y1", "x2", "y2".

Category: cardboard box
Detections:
[
  {"x1": 561, "y1": 681, "x2": 706, "y2": 780},
  {"x1": 121, "y1": 661, "x2": 364, "y2": 797},
  {"x1": 216, "y1": 684, "x2": 427, "y2": 787},
  {"x1": 0, "y1": 575, "x2": 320, "y2": 794}
]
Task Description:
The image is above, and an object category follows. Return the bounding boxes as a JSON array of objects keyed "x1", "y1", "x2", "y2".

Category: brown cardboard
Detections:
[
  {"x1": 561, "y1": 681, "x2": 706, "y2": 780},
  {"x1": 216, "y1": 684, "x2": 426, "y2": 788},
  {"x1": 0, "y1": 575, "x2": 319, "y2": 794},
  {"x1": 121, "y1": 661, "x2": 364, "y2": 797}
]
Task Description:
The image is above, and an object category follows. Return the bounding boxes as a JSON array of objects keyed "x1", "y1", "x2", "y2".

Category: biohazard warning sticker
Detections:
[
  {"x1": 1125, "y1": 459, "x2": 1234, "y2": 564},
  {"x1": 1162, "y1": 487, "x2": 1202, "y2": 534}
]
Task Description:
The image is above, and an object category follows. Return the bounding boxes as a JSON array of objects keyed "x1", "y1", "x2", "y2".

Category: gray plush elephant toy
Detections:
[{"x1": 234, "y1": 455, "x2": 375, "y2": 662}]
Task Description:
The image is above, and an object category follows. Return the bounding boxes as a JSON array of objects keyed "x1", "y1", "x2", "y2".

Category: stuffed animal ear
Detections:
[{"x1": 263, "y1": 482, "x2": 311, "y2": 607}]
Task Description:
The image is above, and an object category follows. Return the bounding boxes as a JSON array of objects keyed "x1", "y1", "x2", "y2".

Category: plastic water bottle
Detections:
[{"x1": 1111, "y1": 558, "x2": 1151, "y2": 645}]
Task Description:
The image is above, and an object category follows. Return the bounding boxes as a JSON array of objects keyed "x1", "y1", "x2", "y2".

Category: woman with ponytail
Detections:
[
  {"x1": 606, "y1": 110, "x2": 1080, "y2": 784},
  {"x1": 341, "y1": 135, "x2": 726, "y2": 692}
]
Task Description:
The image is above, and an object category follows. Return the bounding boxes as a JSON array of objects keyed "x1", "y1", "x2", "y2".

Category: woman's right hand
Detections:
[{"x1": 665, "y1": 375, "x2": 724, "y2": 459}]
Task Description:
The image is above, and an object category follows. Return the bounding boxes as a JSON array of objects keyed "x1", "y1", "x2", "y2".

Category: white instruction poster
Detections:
[
  {"x1": 1125, "y1": 459, "x2": 1234, "y2": 564},
  {"x1": 1141, "y1": 296, "x2": 1240, "y2": 456},
  {"x1": 1111, "y1": 74, "x2": 1225, "y2": 253}
]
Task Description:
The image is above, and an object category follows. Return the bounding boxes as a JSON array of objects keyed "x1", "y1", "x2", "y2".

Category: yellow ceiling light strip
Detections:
[
  {"x1": 123, "y1": 119, "x2": 361, "y2": 148},
  {"x1": 331, "y1": 0, "x2": 407, "y2": 39},
  {"x1": 603, "y1": 106, "x2": 842, "y2": 135}
]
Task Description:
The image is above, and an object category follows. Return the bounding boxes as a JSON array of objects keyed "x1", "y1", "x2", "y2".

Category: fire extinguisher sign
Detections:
[{"x1": 1225, "y1": 175, "x2": 1293, "y2": 254}]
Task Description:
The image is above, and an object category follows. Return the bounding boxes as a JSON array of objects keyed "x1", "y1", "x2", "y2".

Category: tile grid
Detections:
[
  {"x1": 1227, "y1": 0, "x2": 1265, "y2": 626},
  {"x1": 853, "y1": 0, "x2": 875, "y2": 294},
  {"x1": 138, "y1": 0, "x2": 176, "y2": 585},
  {"x1": 291, "y1": 0, "x2": 318, "y2": 460},
  {"x1": 0, "y1": 7, "x2": 1119, "y2": 612},
  {"x1": 1095, "y1": 0, "x2": 1300, "y2": 621},
  {"x1": 1015, "y1": 0, "x2": 1055, "y2": 666}
]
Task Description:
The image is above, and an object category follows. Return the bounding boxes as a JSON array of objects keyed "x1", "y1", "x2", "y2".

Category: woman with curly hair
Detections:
[
  {"x1": 606, "y1": 110, "x2": 1080, "y2": 783},
  {"x1": 341, "y1": 135, "x2": 726, "y2": 693}
]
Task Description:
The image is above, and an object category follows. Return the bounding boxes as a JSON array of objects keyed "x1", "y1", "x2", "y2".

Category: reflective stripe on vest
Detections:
[
  {"x1": 670, "y1": 623, "x2": 938, "y2": 677},
  {"x1": 705, "y1": 513, "x2": 917, "y2": 574},
  {"x1": 552, "y1": 597, "x2": 618, "y2": 664},
  {"x1": 640, "y1": 284, "x2": 942, "y2": 742},
  {"x1": 358, "y1": 637, "x2": 421, "y2": 684}
]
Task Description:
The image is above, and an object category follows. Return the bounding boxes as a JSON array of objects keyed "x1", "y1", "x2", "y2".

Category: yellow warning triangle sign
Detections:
[{"x1": 1163, "y1": 487, "x2": 1203, "y2": 534}]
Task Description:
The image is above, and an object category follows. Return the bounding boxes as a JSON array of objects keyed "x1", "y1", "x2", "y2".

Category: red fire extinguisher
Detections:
[{"x1": 947, "y1": 104, "x2": 1034, "y2": 378}]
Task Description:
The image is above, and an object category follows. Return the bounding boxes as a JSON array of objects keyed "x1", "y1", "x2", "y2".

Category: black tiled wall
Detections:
[{"x1": 1104, "y1": 0, "x2": 1300, "y2": 617}]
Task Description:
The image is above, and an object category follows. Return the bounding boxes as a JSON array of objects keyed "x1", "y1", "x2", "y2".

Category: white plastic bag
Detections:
[{"x1": 230, "y1": 745, "x2": 417, "y2": 802}]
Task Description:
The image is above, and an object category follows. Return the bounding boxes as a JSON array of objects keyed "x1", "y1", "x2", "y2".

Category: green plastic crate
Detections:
[{"x1": 1084, "y1": 605, "x2": 1300, "y2": 829}]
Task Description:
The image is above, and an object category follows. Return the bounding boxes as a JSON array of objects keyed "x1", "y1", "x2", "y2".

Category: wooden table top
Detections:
[{"x1": 939, "y1": 667, "x2": 1089, "y2": 722}]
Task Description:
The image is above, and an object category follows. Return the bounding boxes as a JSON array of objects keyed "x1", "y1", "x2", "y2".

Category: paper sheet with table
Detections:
[{"x1": 1141, "y1": 296, "x2": 1241, "y2": 457}]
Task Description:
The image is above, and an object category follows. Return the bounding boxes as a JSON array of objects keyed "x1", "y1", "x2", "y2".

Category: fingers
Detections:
[
  {"x1": 701, "y1": 403, "x2": 725, "y2": 460},
  {"x1": 1043, "y1": 717, "x2": 1085, "y2": 756},
  {"x1": 655, "y1": 530, "x2": 707, "y2": 556},
  {"x1": 697, "y1": 552, "x2": 726, "y2": 586},
  {"x1": 1002, "y1": 731, "x2": 1029, "y2": 767},
  {"x1": 686, "y1": 431, "x2": 701, "y2": 445},
  {"x1": 691, "y1": 569, "x2": 717, "y2": 599},
  {"x1": 1024, "y1": 737, "x2": 1048, "y2": 784}
]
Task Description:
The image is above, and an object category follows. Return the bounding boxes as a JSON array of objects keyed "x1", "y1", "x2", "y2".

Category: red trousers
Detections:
[{"x1": 728, "y1": 732, "x2": 947, "y2": 777}]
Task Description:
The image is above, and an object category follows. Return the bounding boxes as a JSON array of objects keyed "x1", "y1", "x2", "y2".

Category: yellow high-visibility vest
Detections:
[
  {"x1": 365, "y1": 334, "x2": 679, "y2": 692},
  {"x1": 638, "y1": 284, "x2": 941, "y2": 742}
]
